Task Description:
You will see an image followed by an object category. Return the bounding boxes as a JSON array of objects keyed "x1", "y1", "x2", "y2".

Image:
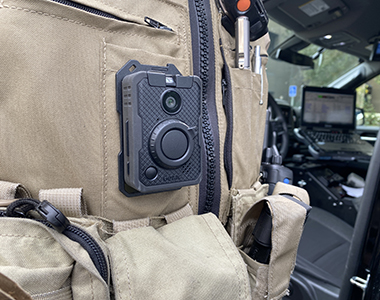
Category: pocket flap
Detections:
[{"x1": 106, "y1": 213, "x2": 251, "y2": 300}]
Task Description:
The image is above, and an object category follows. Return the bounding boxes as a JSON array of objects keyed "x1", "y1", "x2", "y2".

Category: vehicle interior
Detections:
[{"x1": 262, "y1": 0, "x2": 380, "y2": 299}]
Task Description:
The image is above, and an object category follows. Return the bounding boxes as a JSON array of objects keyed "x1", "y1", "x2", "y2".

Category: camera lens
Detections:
[
  {"x1": 165, "y1": 96, "x2": 177, "y2": 109},
  {"x1": 162, "y1": 90, "x2": 182, "y2": 114}
]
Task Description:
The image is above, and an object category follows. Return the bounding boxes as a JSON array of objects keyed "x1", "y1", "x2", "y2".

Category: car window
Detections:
[
  {"x1": 356, "y1": 75, "x2": 380, "y2": 127},
  {"x1": 267, "y1": 20, "x2": 360, "y2": 107}
]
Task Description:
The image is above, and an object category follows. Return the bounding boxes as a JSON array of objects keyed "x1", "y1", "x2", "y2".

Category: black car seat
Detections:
[{"x1": 286, "y1": 130, "x2": 380, "y2": 300}]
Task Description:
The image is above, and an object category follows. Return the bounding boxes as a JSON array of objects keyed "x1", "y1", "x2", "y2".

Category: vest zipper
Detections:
[
  {"x1": 220, "y1": 40, "x2": 233, "y2": 189},
  {"x1": 49, "y1": 0, "x2": 172, "y2": 30},
  {"x1": 1, "y1": 199, "x2": 109, "y2": 283},
  {"x1": 50, "y1": 0, "x2": 122, "y2": 20},
  {"x1": 189, "y1": 0, "x2": 221, "y2": 215},
  {"x1": 63, "y1": 223, "x2": 109, "y2": 283},
  {"x1": 41, "y1": 220, "x2": 109, "y2": 283}
]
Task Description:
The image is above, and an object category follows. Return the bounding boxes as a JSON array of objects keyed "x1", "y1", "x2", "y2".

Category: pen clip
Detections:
[{"x1": 253, "y1": 45, "x2": 262, "y2": 75}]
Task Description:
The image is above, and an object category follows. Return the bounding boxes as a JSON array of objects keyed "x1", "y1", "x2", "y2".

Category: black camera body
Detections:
[{"x1": 116, "y1": 60, "x2": 202, "y2": 196}]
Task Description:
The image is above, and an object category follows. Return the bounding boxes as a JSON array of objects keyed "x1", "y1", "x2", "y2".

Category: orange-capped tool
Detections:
[
  {"x1": 218, "y1": 0, "x2": 268, "y2": 41},
  {"x1": 219, "y1": 0, "x2": 268, "y2": 68},
  {"x1": 237, "y1": 0, "x2": 251, "y2": 12}
]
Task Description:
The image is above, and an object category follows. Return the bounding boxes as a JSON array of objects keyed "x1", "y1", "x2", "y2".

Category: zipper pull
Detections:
[
  {"x1": 36, "y1": 200, "x2": 70, "y2": 233},
  {"x1": 4, "y1": 197, "x2": 70, "y2": 233},
  {"x1": 144, "y1": 17, "x2": 173, "y2": 31}
]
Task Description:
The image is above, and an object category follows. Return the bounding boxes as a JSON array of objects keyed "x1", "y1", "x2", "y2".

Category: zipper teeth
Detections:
[
  {"x1": 222, "y1": 78, "x2": 233, "y2": 189},
  {"x1": 195, "y1": 0, "x2": 216, "y2": 213},
  {"x1": 50, "y1": 0, "x2": 122, "y2": 20},
  {"x1": 220, "y1": 40, "x2": 233, "y2": 189},
  {"x1": 65, "y1": 225, "x2": 108, "y2": 282},
  {"x1": 37, "y1": 219, "x2": 109, "y2": 283}
]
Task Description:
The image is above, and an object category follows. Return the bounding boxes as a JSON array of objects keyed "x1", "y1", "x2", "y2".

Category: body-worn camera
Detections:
[{"x1": 116, "y1": 60, "x2": 203, "y2": 196}]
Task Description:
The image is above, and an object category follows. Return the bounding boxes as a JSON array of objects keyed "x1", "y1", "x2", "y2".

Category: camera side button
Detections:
[
  {"x1": 125, "y1": 120, "x2": 129, "y2": 157},
  {"x1": 145, "y1": 166, "x2": 158, "y2": 180},
  {"x1": 161, "y1": 130, "x2": 188, "y2": 160}
]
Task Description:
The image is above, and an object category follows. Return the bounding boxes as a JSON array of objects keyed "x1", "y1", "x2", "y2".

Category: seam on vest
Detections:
[
  {"x1": 118, "y1": 235, "x2": 133, "y2": 300},
  {"x1": 101, "y1": 38, "x2": 109, "y2": 217},
  {"x1": 0, "y1": 233, "x2": 55, "y2": 240},
  {"x1": 90, "y1": 273, "x2": 95, "y2": 300}
]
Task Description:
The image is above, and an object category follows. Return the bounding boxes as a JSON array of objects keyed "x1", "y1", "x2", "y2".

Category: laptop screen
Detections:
[{"x1": 301, "y1": 86, "x2": 356, "y2": 130}]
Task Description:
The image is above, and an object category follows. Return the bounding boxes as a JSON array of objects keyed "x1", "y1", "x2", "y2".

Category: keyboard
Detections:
[{"x1": 306, "y1": 131, "x2": 360, "y2": 144}]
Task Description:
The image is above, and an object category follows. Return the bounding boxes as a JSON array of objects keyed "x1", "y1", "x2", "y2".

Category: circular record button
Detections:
[
  {"x1": 149, "y1": 119, "x2": 195, "y2": 169},
  {"x1": 161, "y1": 130, "x2": 188, "y2": 160}
]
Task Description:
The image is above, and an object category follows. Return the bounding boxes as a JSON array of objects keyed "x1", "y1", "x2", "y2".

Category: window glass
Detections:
[
  {"x1": 267, "y1": 20, "x2": 360, "y2": 107},
  {"x1": 356, "y1": 75, "x2": 380, "y2": 127}
]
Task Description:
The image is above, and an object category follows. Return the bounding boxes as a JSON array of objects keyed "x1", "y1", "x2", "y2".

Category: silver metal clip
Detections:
[{"x1": 350, "y1": 274, "x2": 370, "y2": 300}]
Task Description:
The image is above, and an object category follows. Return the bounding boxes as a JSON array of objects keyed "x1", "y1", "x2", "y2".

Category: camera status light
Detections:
[{"x1": 166, "y1": 76, "x2": 176, "y2": 86}]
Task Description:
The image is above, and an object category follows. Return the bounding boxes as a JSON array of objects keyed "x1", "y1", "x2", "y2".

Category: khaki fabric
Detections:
[
  {"x1": 0, "y1": 273, "x2": 33, "y2": 300},
  {"x1": 0, "y1": 181, "x2": 309, "y2": 300},
  {"x1": 229, "y1": 183, "x2": 310, "y2": 299},
  {"x1": 216, "y1": 19, "x2": 271, "y2": 223},
  {"x1": 0, "y1": 0, "x2": 194, "y2": 221},
  {"x1": 0, "y1": 0, "x2": 269, "y2": 223},
  {"x1": 0, "y1": 0, "x2": 312, "y2": 299},
  {"x1": 227, "y1": 181, "x2": 269, "y2": 243},
  {"x1": 112, "y1": 203, "x2": 194, "y2": 233},
  {"x1": 0, "y1": 181, "x2": 31, "y2": 207},
  {"x1": 0, "y1": 218, "x2": 109, "y2": 300},
  {"x1": 218, "y1": 31, "x2": 271, "y2": 190},
  {"x1": 106, "y1": 213, "x2": 251, "y2": 300},
  {"x1": 0, "y1": 211, "x2": 255, "y2": 300},
  {"x1": 265, "y1": 195, "x2": 307, "y2": 299},
  {"x1": 39, "y1": 188, "x2": 87, "y2": 218},
  {"x1": 273, "y1": 181, "x2": 310, "y2": 203}
]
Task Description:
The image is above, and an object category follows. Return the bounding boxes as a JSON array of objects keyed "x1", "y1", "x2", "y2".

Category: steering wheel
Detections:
[{"x1": 267, "y1": 93, "x2": 289, "y2": 159}]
